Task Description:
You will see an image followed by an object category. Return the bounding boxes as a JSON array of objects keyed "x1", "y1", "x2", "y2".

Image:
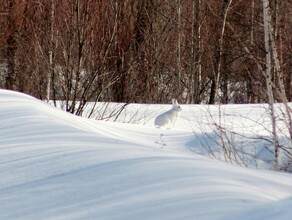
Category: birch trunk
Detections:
[
  {"x1": 177, "y1": 0, "x2": 181, "y2": 97},
  {"x1": 190, "y1": 0, "x2": 201, "y2": 104},
  {"x1": 266, "y1": 0, "x2": 292, "y2": 153},
  {"x1": 190, "y1": 0, "x2": 195, "y2": 103},
  {"x1": 209, "y1": 0, "x2": 233, "y2": 104},
  {"x1": 214, "y1": 0, "x2": 233, "y2": 103},
  {"x1": 262, "y1": 0, "x2": 280, "y2": 170},
  {"x1": 46, "y1": 0, "x2": 55, "y2": 102},
  {"x1": 196, "y1": 0, "x2": 202, "y2": 103}
]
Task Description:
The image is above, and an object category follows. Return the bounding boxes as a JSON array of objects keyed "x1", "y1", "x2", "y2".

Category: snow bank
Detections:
[{"x1": 1, "y1": 89, "x2": 292, "y2": 220}]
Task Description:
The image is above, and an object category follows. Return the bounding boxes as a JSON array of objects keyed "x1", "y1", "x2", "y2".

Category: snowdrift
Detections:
[{"x1": 1, "y1": 89, "x2": 292, "y2": 220}]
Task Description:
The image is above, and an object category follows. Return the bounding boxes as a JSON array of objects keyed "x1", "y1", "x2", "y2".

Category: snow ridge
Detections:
[{"x1": 0, "y1": 89, "x2": 292, "y2": 220}]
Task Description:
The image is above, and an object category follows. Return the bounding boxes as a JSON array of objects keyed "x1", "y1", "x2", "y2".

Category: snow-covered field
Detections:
[{"x1": 1, "y1": 89, "x2": 292, "y2": 220}]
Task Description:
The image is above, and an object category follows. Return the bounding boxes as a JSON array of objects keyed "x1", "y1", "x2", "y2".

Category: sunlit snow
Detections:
[{"x1": 0, "y1": 89, "x2": 292, "y2": 220}]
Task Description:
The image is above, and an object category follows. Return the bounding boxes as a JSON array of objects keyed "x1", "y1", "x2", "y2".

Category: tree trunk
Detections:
[
  {"x1": 266, "y1": 0, "x2": 292, "y2": 154},
  {"x1": 6, "y1": 36, "x2": 16, "y2": 90},
  {"x1": 215, "y1": 0, "x2": 233, "y2": 102},
  {"x1": 177, "y1": 0, "x2": 181, "y2": 98},
  {"x1": 190, "y1": 0, "x2": 202, "y2": 104},
  {"x1": 46, "y1": 0, "x2": 55, "y2": 102},
  {"x1": 263, "y1": 0, "x2": 280, "y2": 170},
  {"x1": 197, "y1": 0, "x2": 202, "y2": 104},
  {"x1": 209, "y1": 0, "x2": 233, "y2": 104},
  {"x1": 209, "y1": 80, "x2": 216, "y2": 104},
  {"x1": 5, "y1": 0, "x2": 17, "y2": 90}
]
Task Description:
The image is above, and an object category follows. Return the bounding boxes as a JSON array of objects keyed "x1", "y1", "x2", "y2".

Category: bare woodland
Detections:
[
  {"x1": 0, "y1": 0, "x2": 291, "y2": 107},
  {"x1": 0, "y1": 0, "x2": 292, "y2": 170}
]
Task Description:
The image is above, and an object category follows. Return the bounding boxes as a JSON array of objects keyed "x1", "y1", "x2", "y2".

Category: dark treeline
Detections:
[{"x1": 0, "y1": 0, "x2": 291, "y2": 113}]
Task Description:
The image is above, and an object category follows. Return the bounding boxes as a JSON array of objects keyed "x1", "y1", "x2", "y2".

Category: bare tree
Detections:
[
  {"x1": 5, "y1": 0, "x2": 26, "y2": 90},
  {"x1": 46, "y1": 0, "x2": 55, "y2": 102},
  {"x1": 208, "y1": 0, "x2": 233, "y2": 104},
  {"x1": 262, "y1": 0, "x2": 280, "y2": 170},
  {"x1": 176, "y1": 0, "x2": 182, "y2": 97},
  {"x1": 267, "y1": 2, "x2": 292, "y2": 145},
  {"x1": 0, "y1": 0, "x2": 291, "y2": 108}
]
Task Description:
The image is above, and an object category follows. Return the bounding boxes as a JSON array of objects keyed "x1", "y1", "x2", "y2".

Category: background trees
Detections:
[
  {"x1": 0, "y1": 0, "x2": 291, "y2": 170},
  {"x1": 0, "y1": 0, "x2": 291, "y2": 107}
]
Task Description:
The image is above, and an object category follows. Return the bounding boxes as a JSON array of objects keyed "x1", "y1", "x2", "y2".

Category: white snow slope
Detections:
[{"x1": 0, "y1": 89, "x2": 292, "y2": 220}]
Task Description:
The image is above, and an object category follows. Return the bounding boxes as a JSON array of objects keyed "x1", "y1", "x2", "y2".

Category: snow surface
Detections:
[{"x1": 1, "y1": 89, "x2": 292, "y2": 220}]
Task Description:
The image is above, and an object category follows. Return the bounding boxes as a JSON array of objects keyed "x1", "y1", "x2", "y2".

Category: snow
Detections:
[{"x1": 0, "y1": 89, "x2": 292, "y2": 220}]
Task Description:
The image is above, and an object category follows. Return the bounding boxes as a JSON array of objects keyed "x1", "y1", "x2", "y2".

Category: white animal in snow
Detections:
[{"x1": 154, "y1": 99, "x2": 182, "y2": 128}]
